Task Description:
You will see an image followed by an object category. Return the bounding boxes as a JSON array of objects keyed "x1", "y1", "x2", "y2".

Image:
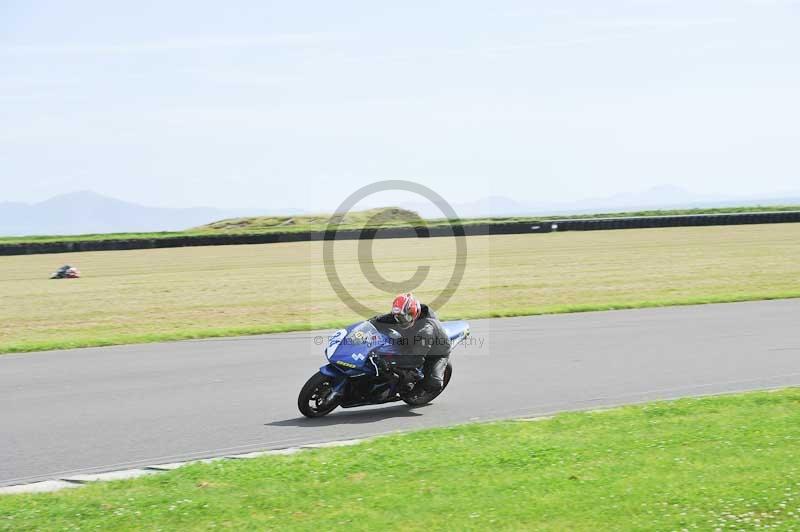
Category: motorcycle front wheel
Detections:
[{"x1": 298, "y1": 372, "x2": 340, "y2": 418}]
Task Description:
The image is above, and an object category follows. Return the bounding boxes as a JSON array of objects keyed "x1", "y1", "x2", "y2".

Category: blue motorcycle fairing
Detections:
[
  {"x1": 320, "y1": 318, "x2": 468, "y2": 379},
  {"x1": 319, "y1": 363, "x2": 369, "y2": 379},
  {"x1": 319, "y1": 364, "x2": 344, "y2": 378},
  {"x1": 325, "y1": 321, "x2": 400, "y2": 375}
]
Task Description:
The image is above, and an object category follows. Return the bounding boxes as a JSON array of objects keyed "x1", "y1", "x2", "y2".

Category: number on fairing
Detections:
[{"x1": 327, "y1": 329, "x2": 347, "y2": 357}]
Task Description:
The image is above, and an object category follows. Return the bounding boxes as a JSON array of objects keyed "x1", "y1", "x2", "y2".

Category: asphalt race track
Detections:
[{"x1": 2, "y1": 299, "x2": 800, "y2": 487}]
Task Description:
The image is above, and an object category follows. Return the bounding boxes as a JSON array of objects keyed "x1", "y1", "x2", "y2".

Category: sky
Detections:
[{"x1": 1, "y1": 0, "x2": 798, "y2": 212}]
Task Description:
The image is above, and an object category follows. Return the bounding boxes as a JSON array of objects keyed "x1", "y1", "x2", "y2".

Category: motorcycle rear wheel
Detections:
[
  {"x1": 402, "y1": 362, "x2": 452, "y2": 406},
  {"x1": 298, "y1": 372, "x2": 340, "y2": 418}
]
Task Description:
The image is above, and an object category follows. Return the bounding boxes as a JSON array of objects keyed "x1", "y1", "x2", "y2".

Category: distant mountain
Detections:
[
  {"x1": 586, "y1": 185, "x2": 724, "y2": 210},
  {"x1": 399, "y1": 195, "x2": 534, "y2": 218},
  {"x1": 0, "y1": 191, "x2": 300, "y2": 236},
  {"x1": 401, "y1": 186, "x2": 800, "y2": 218},
  {"x1": 447, "y1": 196, "x2": 533, "y2": 218}
]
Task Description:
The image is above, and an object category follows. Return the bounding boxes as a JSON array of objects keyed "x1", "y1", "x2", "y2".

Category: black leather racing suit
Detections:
[{"x1": 373, "y1": 304, "x2": 451, "y2": 392}]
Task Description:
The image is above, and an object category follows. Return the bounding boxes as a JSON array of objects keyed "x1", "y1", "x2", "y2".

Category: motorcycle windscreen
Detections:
[{"x1": 327, "y1": 321, "x2": 387, "y2": 369}]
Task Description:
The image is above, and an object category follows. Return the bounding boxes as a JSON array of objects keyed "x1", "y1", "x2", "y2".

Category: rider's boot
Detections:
[{"x1": 422, "y1": 357, "x2": 448, "y2": 393}]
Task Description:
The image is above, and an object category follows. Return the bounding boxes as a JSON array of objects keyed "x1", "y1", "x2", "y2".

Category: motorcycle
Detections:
[
  {"x1": 50, "y1": 265, "x2": 81, "y2": 279},
  {"x1": 297, "y1": 319, "x2": 470, "y2": 417}
]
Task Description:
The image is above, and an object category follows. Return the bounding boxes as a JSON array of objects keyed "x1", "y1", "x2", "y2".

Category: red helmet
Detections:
[{"x1": 391, "y1": 293, "x2": 420, "y2": 328}]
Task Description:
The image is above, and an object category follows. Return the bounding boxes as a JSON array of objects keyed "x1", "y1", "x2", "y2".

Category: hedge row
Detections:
[{"x1": 2, "y1": 211, "x2": 799, "y2": 256}]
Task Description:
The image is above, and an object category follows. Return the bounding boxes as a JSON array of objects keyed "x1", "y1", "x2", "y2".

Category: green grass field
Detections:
[
  {"x1": 1, "y1": 204, "x2": 798, "y2": 245},
  {"x1": 2, "y1": 223, "x2": 800, "y2": 353},
  {"x1": 2, "y1": 388, "x2": 799, "y2": 530}
]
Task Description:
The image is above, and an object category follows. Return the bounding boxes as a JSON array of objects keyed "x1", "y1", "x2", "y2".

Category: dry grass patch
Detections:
[{"x1": 1, "y1": 223, "x2": 799, "y2": 352}]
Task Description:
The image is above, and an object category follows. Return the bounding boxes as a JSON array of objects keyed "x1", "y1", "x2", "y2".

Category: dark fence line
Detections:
[{"x1": 2, "y1": 211, "x2": 800, "y2": 256}]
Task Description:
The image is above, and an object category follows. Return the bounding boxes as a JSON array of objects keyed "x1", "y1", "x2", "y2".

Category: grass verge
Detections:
[
  {"x1": 3, "y1": 291, "x2": 800, "y2": 354},
  {"x1": 2, "y1": 388, "x2": 799, "y2": 530}
]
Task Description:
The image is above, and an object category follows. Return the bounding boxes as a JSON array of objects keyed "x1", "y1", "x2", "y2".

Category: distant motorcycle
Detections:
[
  {"x1": 50, "y1": 265, "x2": 81, "y2": 279},
  {"x1": 298, "y1": 319, "x2": 470, "y2": 417}
]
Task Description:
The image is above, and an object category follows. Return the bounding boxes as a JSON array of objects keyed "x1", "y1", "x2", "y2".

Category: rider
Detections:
[{"x1": 374, "y1": 293, "x2": 451, "y2": 393}]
